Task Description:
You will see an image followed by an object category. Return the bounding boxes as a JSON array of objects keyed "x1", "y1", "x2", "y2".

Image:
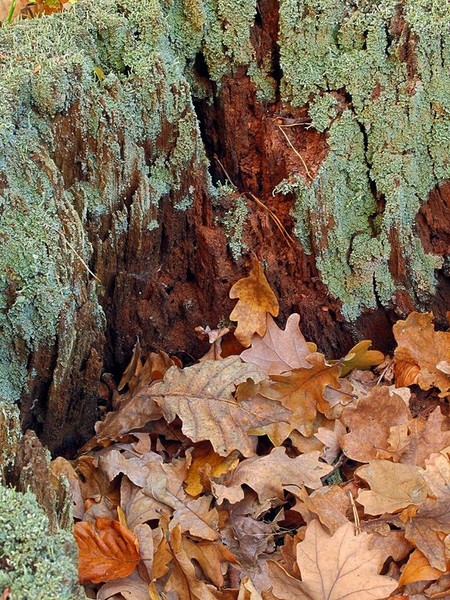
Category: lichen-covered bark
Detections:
[{"x1": 0, "y1": 0, "x2": 449, "y2": 454}]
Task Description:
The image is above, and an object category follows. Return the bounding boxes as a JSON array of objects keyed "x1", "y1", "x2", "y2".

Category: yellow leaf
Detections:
[{"x1": 229, "y1": 261, "x2": 279, "y2": 347}]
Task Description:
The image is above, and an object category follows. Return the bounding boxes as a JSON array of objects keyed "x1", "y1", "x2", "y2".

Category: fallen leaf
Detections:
[
  {"x1": 229, "y1": 261, "x2": 279, "y2": 347},
  {"x1": 258, "y1": 354, "x2": 341, "y2": 443},
  {"x1": 240, "y1": 313, "x2": 312, "y2": 374},
  {"x1": 74, "y1": 518, "x2": 140, "y2": 584},
  {"x1": 212, "y1": 447, "x2": 332, "y2": 505},
  {"x1": 118, "y1": 338, "x2": 142, "y2": 392},
  {"x1": 393, "y1": 312, "x2": 450, "y2": 394},
  {"x1": 152, "y1": 357, "x2": 288, "y2": 456},
  {"x1": 356, "y1": 460, "x2": 429, "y2": 515},
  {"x1": 404, "y1": 499, "x2": 450, "y2": 570},
  {"x1": 340, "y1": 386, "x2": 411, "y2": 462},
  {"x1": 181, "y1": 537, "x2": 239, "y2": 587},
  {"x1": 333, "y1": 340, "x2": 384, "y2": 377},
  {"x1": 165, "y1": 526, "x2": 220, "y2": 600},
  {"x1": 398, "y1": 407, "x2": 450, "y2": 467},
  {"x1": 97, "y1": 570, "x2": 152, "y2": 600},
  {"x1": 185, "y1": 444, "x2": 240, "y2": 496},
  {"x1": 294, "y1": 520, "x2": 397, "y2": 599},
  {"x1": 398, "y1": 549, "x2": 443, "y2": 586}
]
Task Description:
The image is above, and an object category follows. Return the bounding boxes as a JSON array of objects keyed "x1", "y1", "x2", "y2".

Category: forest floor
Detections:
[{"x1": 53, "y1": 261, "x2": 450, "y2": 600}]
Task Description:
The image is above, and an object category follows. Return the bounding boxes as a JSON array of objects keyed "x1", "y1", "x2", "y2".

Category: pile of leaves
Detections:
[{"x1": 52, "y1": 261, "x2": 450, "y2": 600}]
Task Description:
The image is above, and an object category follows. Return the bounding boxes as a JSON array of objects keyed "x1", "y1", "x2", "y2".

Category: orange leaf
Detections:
[
  {"x1": 398, "y1": 549, "x2": 443, "y2": 586},
  {"x1": 229, "y1": 261, "x2": 279, "y2": 347},
  {"x1": 393, "y1": 312, "x2": 450, "y2": 394},
  {"x1": 74, "y1": 517, "x2": 140, "y2": 584}
]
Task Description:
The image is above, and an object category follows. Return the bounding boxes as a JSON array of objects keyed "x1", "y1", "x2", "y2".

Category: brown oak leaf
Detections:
[
  {"x1": 151, "y1": 356, "x2": 288, "y2": 456},
  {"x1": 393, "y1": 312, "x2": 450, "y2": 394},
  {"x1": 340, "y1": 386, "x2": 411, "y2": 462},
  {"x1": 229, "y1": 261, "x2": 279, "y2": 347},
  {"x1": 240, "y1": 313, "x2": 312, "y2": 374},
  {"x1": 212, "y1": 447, "x2": 332, "y2": 505}
]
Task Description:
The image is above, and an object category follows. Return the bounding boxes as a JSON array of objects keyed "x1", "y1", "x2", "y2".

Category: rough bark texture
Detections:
[{"x1": 0, "y1": 0, "x2": 449, "y2": 454}]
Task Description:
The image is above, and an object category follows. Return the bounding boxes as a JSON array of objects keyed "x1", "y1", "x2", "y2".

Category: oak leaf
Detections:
[
  {"x1": 212, "y1": 447, "x2": 332, "y2": 505},
  {"x1": 356, "y1": 460, "x2": 429, "y2": 515},
  {"x1": 398, "y1": 407, "x2": 450, "y2": 467},
  {"x1": 165, "y1": 526, "x2": 220, "y2": 600},
  {"x1": 403, "y1": 499, "x2": 450, "y2": 570},
  {"x1": 240, "y1": 313, "x2": 312, "y2": 374},
  {"x1": 393, "y1": 312, "x2": 450, "y2": 394},
  {"x1": 334, "y1": 340, "x2": 384, "y2": 377},
  {"x1": 97, "y1": 570, "x2": 152, "y2": 600},
  {"x1": 151, "y1": 356, "x2": 288, "y2": 456},
  {"x1": 258, "y1": 354, "x2": 342, "y2": 443},
  {"x1": 340, "y1": 386, "x2": 411, "y2": 462},
  {"x1": 295, "y1": 520, "x2": 397, "y2": 599},
  {"x1": 74, "y1": 518, "x2": 140, "y2": 584},
  {"x1": 229, "y1": 261, "x2": 279, "y2": 347},
  {"x1": 181, "y1": 537, "x2": 239, "y2": 587}
]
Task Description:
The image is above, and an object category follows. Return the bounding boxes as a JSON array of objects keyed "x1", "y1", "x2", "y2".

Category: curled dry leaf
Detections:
[
  {"x1": 393, "y1": 312, "x2": 450, "y2": 394},
  {"x1": 240, "y1": 313, "x2": 312, "y2": 374},
  {"x1": 229, "y1": 260, "x2": 279, "y2": 347},
  {"x1": 151, "y1": 356, "x2": 289, "y2": 456},
  {"x1": 334, "y1": 340, "x2": 384, "y2": 377},
  {"x1": 74, "y1": 517, "x2": 140, "y2": 584},
  {"x1": 184, "y1": 444, "x2": 240, "y2": 496},
  {"x1": 398, "y1": 549, "x2": 444, "y2": 586}
]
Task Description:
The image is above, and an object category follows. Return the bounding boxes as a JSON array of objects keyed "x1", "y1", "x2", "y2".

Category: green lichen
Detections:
[
  {"x1": 216, "y1": 185, "x2": 249, "y2": 260},
  {"x1": 0, "y1": 484, "x2": 85, "y2": 599},
  {"x1": 276, "y1": 0, "x2": 448, "y2": 319}
]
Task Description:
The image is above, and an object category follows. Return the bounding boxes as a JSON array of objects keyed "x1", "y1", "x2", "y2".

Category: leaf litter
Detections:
[{"x1": 59, "y1": 262, "x2": 450, "y2": 599}]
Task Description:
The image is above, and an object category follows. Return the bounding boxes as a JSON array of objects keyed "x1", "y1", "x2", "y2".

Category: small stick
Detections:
[
  {"x1": 349, "y1": 491, "x2": 361, "y2": 535},
  {"x1": 47, "y1": 224, "x2": 102, "y2": 283},
  {"x1": 277, "y1": 124, "x2": 313, "y2": 180}
]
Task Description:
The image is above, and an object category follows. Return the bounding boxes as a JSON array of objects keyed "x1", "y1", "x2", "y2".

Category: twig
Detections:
[
  {"x1": 277, "y1": 124, "x2": 313, "y2": 180},
  {"x1": 214, "y1": 155, "x2": 296, "y2": 248},
  {"x1": 47, "y1": 224, "x2": 102, "y2": 283},
  {"x1": 349, "y1": 491, "x2": 361, "y2": 535}
]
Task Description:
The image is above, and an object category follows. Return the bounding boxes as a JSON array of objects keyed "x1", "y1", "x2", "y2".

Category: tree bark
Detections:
[{"x1": 0, "y1": 0, "x2": 449, "y2": 454}]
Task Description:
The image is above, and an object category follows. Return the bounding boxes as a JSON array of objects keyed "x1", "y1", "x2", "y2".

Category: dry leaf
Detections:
[
  {"x1": 185, "y1": 444, "x2": 240, "y2": 496},
  {"x1": 240, "y1": 313, "x2": 312, "y2": 374},
  {"x1": 74, "y1": 518, "x2": 140, "y2": 584},
  {"x1": 356, "y1": 460, "x2": 429, "y2": 515},
  {"x1": 151, "y1": 357, "x2": 288, "y2": 456},
  {"x1": 97, "y1": 570, "x2": 151, "y2": 600},
  {"x1": 393, "y1": 312, "x2": 450, "y2": 394},
  {"x1": 229, "y1": 261, "x2": 279, "y2": 347},
  {"x1": 165, "y1": 526, "x2": 220, "y2": 600},
  {"x1": 294, "y1": 520, "x2": 397, "y2": 599},
  {"x1": 118, "y1": 338, "x2": 142, "y2": 392},
  {"x1": 212, "y1": 447, "x2": 332, "y2": 505},
  {"x1": 333, "y1": 340, "x2": 384, "y2": 377},
  {"x1": 398, "y1": 407, "x2": 450, "y2": 467},
  {"x1": 340, "y1": 386, "x2": 411, "y2": 462},
  {"x1": 403, "y1": 499, "x2": 450, "y2": 570},
  {"x1": 258, "y1": 354, "x2": 341, "y2": 443},
  {"x1": 398, "y1": 549, "x2": 443, "y2": 586},
  {"x1": 181, "y1": 537, "x2": 239, "y2": 587}
]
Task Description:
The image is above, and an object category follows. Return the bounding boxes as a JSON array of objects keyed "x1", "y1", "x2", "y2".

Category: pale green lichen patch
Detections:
[
  {"x1": 0, "y1": 484, "x2": 85, "y2": 599},
  {"x1": 216, "y1": 186, "x2": 249, "y2": 261},
  {"x1": 277, "y1": 0, "x2": 448, "y2": 318}
]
